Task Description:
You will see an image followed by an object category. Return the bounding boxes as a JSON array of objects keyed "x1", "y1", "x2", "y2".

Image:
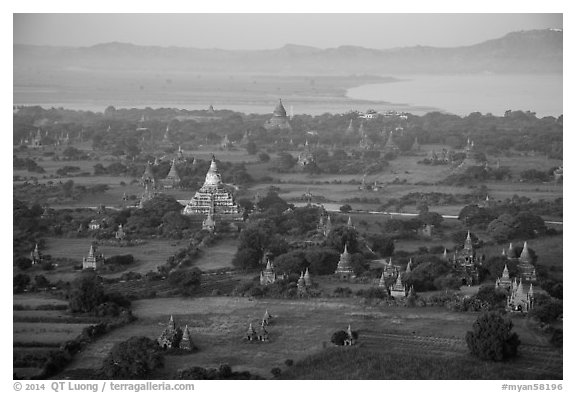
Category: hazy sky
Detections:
[{"x1": 14, "y1": 14, "x2": 562, "y2": 49}]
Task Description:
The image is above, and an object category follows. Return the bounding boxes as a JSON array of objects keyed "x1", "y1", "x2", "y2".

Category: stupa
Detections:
[
  {"x1": 182, "y1": 155, "x2": 240, "y2": 218},
  {"x1": 263, "y1": 99, "x2": 292, "y2": 130}
]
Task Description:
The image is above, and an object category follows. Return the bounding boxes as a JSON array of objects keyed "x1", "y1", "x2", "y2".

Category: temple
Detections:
[
  {"x1": 82, "y1": 244, "x2": 104, "y2": 270},
  {"x1": 139, "y1": 183, "x2": 156, "y2": 208},
  {"x1": 517, "y1": 241, "x2": 537, "y2": 282},
  {"x1": 297, "y1": 140, "x2": 316, "y2": 167},
  {"x1": 383, "y1": 129, "x2": 400, "y2": 153},
  {"x1": 495, "y1": 264, "x2": 513, "y2": 290},
  {"x1": 30, "y1": 243, "x2": 42, "y2": 264},
  {"x1": 317, "y1": 213, "x2": 332, "y2": 237},
  {"x1": 220, "y1": 135, "x2": 232, "y2": 150},
  {"x1": 452, "y1": 231, "x2": 480, "y2": 285},
  {"x1": 179, "y1": 325, "x2": 196, "y2": 351},
  {"x1": 389, "y1": 274, "x2": 407, "y2": 298},
  {"x1": 162, "y1": 159, "x2": 181, "y2": 189},
  {"x1": 260, "y1": 257, "x2": 277, "y2": 286},
  {"x1": 182, "y1": 155, "x2": 240, "y2": 218},
  {"x1": 263, "y1": 99, "x2": 292, "y2": 130},
  {"x1": 382, "y1": 257, "x2": 398, "y2": 279},
  {"x1": 157, "y1": 315, "x2": 180, "y2": 349},
  {"x1": 115, "y1": 224, "x2": 126, "y2": 241},
  {"x1": 141, "y1": 162, "x2": 155, "y2": 186},
  {"x1": 508, "y1": 279, "x2": 534, "y2": 312},
  {"x1": 334, "y1": 244, "x2": 355, "y2": 280}
]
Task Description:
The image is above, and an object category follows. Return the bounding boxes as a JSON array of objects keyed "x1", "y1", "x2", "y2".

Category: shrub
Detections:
[
  {"x1": 270, "y1": 367, "x2": 282, "y2": 378},
  {"x1": 465, "y1": 312, "x2": 520, "y2": 361},
  {"x1": 101, "y1": 336, "x2": 163, "y2": 379},
  {"x1": 16, "y1": 257, "x2": 33, "y2": 271}
]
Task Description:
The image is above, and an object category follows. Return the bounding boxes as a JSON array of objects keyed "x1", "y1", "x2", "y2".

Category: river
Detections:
[{"x1": 346, "y1": 74, "x2": 563, "y2": 118}]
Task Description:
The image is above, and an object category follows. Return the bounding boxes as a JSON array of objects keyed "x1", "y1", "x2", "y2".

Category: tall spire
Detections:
[
  {"x1": 273, "y1": 99, "x2": 287, "y2": 117},
  {"x1": 519, "y1": 241, "x2": 531, "y2": 262},
  {"x1": 201, "y1": 154, "x2": 223, "y2": 189},
  {"x1": 406, "y1": 258, "x2": 413, "y2": 273},
  {"x1": 464, "y1": 231, "x2": 473, "y2": 251},
  {"x1": 347, "y1": 215, "x2": 353, "y2": 227}
]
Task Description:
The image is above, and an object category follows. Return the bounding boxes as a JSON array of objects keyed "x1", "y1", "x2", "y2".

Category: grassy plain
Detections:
[
  {"x1": 193, "y1": 238, "x2": 239, "y2": 271},
  {"x1": 61, "y1": 296, "x2": 557, "y2": 379}
]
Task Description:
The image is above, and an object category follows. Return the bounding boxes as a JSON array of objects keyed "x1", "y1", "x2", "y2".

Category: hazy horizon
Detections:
[{"x1": 14, "y1": 14, "x2": 562, "y2": 50}]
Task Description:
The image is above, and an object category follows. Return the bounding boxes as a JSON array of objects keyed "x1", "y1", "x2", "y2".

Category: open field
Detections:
[
  {"x1": 282, "y1": 344, "x2": 561, "y2": 379},
  {"x1": 60, "y1": 296, "x2": 559, "y2": 379},
  {"x1": 23, "y1": 237, "x2": 186, "y2": 282},
  {"x1": 14, "y1": 322, "x2": 90, "y2": 344},
  {"x1": 194, "y1": 238, "x2": 239, "y2": 271},
  {"x1": 13, "y1": 294, "x2": 68, "y2": 308}
]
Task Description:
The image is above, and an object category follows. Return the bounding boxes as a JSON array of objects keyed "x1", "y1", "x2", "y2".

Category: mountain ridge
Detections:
[{"x1": 14, "y1": 29, "x2": 562, "y2": 75}]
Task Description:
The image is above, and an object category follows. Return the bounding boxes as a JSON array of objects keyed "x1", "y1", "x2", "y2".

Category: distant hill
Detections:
[{"x1": 14, "y1": 29, "x2": 562, "y2": 77}]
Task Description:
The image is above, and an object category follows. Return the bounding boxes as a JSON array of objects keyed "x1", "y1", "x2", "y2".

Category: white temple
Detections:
[{"x1": 182, "y1": 155, "x2": 240, "y2": 218}]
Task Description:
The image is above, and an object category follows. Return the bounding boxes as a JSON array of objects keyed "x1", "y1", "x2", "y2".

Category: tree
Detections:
[
  {"x1": 168, "y1": 268, "x2": 202, "y2": 296},
  {"x1": 330, "y1": 330, "x2": 349, "y2": 346},
  {"x1": 465, "y1": 312, "x2": 520, "y2": 361},
  {"x1": 246, "y1": 141, "x2": 258, "y2": 155},
  {"x1": 512, "y1": 212, "x2": 546, "y2": 239},
  {"x1": 258, "y1": 152, "x2": 270, "y2": 162},
  {"x1": 102, "y1": 336, "x2": 163, "y2": 379},
  {"x1": 326, "y1": 225, "x2": 359, "y2": 253},
  {"x1": 13, "y1": 274, "x2": 30, "y2": 293},
  {"x1": 487, "y1": 214, "x2": 515, "y2": 242},
  {"x1": 458, "y1": 205, "x2": 497, "y2": 228},
  {"x1": 418, "y1": 211, "x2": 444, "y2": 227},
  {"x1": 69, "y1": 272, "x2": 106, "y2": 313},
  {"x1": 273, "y1": 251, "x2": 307, "y2": 275},
  {"x1": 339, "y1": 204, "x2": 352, "y2": 213},
  {"x1": 529, "y1": 297, "x2": 563, "y2": 324},
  {"x1": 16, "y1": 257, "x2": 33, "y2": 271}
]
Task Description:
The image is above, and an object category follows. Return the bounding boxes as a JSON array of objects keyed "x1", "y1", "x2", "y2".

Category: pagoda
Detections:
[
  {"x1": 263, "y1": 99, "x2": 292, "y2": 130},
  {"x1": 383, "y1": 129, "x2": 400, "y2": 153},
  {"x1": 508, "y1": 279, "x2": 534, "y2": 312},
  {"x1": 179, "y1": 325, "x2": 195, "y2": 351},
  {"x1": 389, "y1": 274, "x2": 406, "y2": 299},
  {"x1": 163, "y1": 159, "x2": 181, "y2": 189},
  {"x1": 304, "y1": 268, "x2": 312, "y2": 287},
  {"x1": 220, "y1": 135, "x2": 232, "y2": 150},
  {"x1": 139, "y1": 183, "x2": 156, "y2": 208},
  {"x1": 297, "y1": 140, "x2": 315, "y2": 167},
  {"x1": 517, "y1": 241, "x2": 537, "y2": 282},
  {"x1": 158, "y1": 315, "x2": 180, "y2": 349},
  {"x1": 382, "y1": 257, "x2": 398, "y2": 279},
  {"x1": 334, "y1": 244, "x2": 355, "y2": 280},
  {"x1": 82, "y1": 244, "x2": 104, "y2": 270},
  {"x1": 115, "y1": 224, "x2": 126, "y2": 241},
  {"x1": 141, "y1": 162, "x2": 155, "y2": 186},
  {"x1": 182, "y1": 155, "x2": 240, "y2": 218},
  {"x1": 260, "y1": 257, "x2": 277, "y2": 286},
  {"x1": 30, "y1": 243, "x2": 42, "y2": 264},
  {"x1": 495, "y1": 264, "x2": 512, "y2": 291}
]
